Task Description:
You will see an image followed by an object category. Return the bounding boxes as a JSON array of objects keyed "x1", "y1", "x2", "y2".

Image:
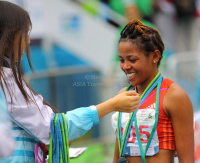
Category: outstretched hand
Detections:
[
  {"x1": 112, "y1": 90, "x2": 140, "y2": 113},
  {"x1": 96, "y1": 90, "x2": 140, "y2": 118}
]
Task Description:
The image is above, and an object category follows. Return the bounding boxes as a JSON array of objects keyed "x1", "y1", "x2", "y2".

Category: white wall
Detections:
[{"x1": 43, "y1": 0, "x2": 118, "y2": 74}]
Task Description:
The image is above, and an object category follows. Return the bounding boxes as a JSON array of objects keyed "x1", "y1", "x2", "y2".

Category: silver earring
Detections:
[{"x1": 154, "y1": 61, "x2": 156, "y2": 63}]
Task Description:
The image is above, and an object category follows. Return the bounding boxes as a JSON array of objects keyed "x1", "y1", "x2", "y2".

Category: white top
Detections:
[
  {"x1": 2, "y1": 67, "x2": 54, "y2": 144},
  {"x1": 2, "y1": 67, "x2": 99, "y2": 145}
]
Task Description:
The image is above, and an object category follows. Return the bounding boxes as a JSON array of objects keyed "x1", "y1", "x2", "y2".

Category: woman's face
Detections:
[
  {"x1": 13, "y1": 30, "x2": 30, "y2": 62},
  {"x1": 118, "y1": 40, "x2": 157, "y2": 87}
]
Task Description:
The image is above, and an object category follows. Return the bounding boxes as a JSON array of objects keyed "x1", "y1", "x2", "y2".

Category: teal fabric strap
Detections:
[
  {"x1": 134, "y1": 82, "x2": 161, "y2": 163},
  {"x1": 49, "y1": 113, "x2": 70, "y2": 163},
  {"x1": 117, "y1": 72, "x2": 162, "y2": 160}
]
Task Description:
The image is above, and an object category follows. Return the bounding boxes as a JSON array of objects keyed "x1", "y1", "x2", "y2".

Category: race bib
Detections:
[{"x1": 112, "y1": 105, "x2": 159, "y2": 157}]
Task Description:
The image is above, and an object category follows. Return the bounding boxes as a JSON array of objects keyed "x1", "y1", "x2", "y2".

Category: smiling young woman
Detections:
[
  {"x1": 112, "y1": 20, "x2": 194, "y2": 163},
  {"x1": 118, "y1": 42, "x2": 160, "y2": 94}
]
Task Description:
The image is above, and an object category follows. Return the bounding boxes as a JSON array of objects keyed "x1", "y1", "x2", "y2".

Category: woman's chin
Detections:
[{"x1": 129, "y1": 80, "x2": 136, "y2": 86}]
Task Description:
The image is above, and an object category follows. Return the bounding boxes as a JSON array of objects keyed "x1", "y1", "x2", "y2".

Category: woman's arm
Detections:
[
  {"x1": 97, "y1": 91, "x2": 140, "y2": 118},
  {"x1": 6, "y1": 74, "x2": 140, "y2": 144},
  {"x1": 67, "y1": 91, "x2": 140, "y2": 141},
  {"x1": 163, "y1": 83, "x2": 194, "y2": 163}
]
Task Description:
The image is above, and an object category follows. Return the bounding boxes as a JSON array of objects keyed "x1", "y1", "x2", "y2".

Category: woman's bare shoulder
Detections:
[{"x1": 163, "y1": 82, "x2": 193, "y2": 116}]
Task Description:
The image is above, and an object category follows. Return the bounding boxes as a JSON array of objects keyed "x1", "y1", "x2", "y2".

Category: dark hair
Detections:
[
  {"x1": 0, "y1": 1, "x2": 58, "y2": 112},
  {"x1": 119, "y1": 19, "x2": 165, "y2": 67}
]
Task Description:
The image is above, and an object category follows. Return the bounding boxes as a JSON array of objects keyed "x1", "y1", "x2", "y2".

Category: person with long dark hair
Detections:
[
  {"x1": 0, "y1": 1, "x2": 141, "y2": 162},
  {"x1": 112, "y1": 19, "x2": 194, "y2": 163}
]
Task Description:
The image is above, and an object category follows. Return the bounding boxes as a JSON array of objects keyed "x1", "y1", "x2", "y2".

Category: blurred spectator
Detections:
[
  {"x1": 153, "y1": 0, "x2": 199, "y2": 53},
  {"x1": 109, "y1": 0, "x2": 167, "y2": 83},
  {"x1": 108, "y1": 0, "x2": 155, "y2": 23},
  {"x1": 110, "y1": 0, "x2": 157, "y2": 63}
]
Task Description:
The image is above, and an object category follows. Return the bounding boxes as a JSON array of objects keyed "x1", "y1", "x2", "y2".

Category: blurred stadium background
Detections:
[{"x1": 5, "y1": 0, "x2": 200, "y2": 162}]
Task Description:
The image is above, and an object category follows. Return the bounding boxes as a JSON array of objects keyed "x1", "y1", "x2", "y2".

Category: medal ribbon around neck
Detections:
[{"x1": 117, "y1": 72, "x2": 162, "y2": 162}]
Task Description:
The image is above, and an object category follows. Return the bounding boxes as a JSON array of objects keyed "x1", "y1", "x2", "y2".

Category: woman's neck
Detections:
[{"x1": 136, "y1": 70, "x2": 159, "y2": 95}]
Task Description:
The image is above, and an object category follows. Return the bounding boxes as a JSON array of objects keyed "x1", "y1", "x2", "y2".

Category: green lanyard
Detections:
[
  {"x1": 48, "y1": 113, "x2": 70, "y2": 163},
  {"x1": 117, "y1": 72, "x2": 162, "y2": 162},
  {"x1": 134, "y1": 82, "x2": 161, "y2": 163}
]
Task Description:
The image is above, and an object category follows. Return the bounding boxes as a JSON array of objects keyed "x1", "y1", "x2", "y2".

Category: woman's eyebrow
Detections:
[
  {"x1": 127, "y1": 54, "x2": 136, "y2": 58},
  {"x1": 118, "y1": 54, "x2": 136, "y2": 58}
]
